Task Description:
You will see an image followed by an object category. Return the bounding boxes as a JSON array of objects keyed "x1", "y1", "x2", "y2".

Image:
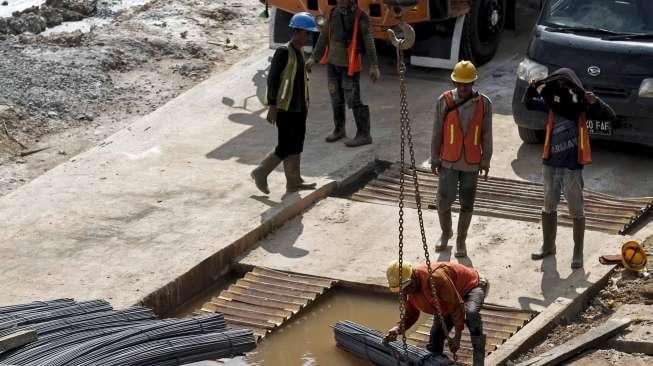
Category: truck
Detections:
[{"x1": 265, "y1": 0, "x2": 517, "y2": 68}]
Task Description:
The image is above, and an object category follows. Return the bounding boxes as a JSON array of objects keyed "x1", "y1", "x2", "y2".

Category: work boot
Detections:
[
  {"x1": 532, "y1": 211, "x2": 557, "y2": 260},
  {"x1": 284, "y1": 154, "x2": 316, "y2": 192},
  {"x1": 455, "y1": 211, "x2": 473, "y2": 258},
  {"x1": 434, "y1": 210, "x2": 453, "y2": 252},
  {"x1": 471, "y1": 335, "x2": 486, "y2": 366},
  {"x1": 571, "y1": 217, "x2": 585, "y2": 269},
  {"x1": 345, "y1": 106, "x2": 372, "y2": 147},
  {"x1": 325, "y1": 106, "x2": 346, "y2": 142},
  {"x1": 250, "y1": 151, "x2": 282, "y2": 194}
]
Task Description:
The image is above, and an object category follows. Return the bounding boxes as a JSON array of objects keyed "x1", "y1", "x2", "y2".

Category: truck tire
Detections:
[
  {"x1": 518, "y1": 126, "x2": 543, "y2": 144},
  {"x1": 460, "y1": 0, "x2": 506, "y2": 65}
]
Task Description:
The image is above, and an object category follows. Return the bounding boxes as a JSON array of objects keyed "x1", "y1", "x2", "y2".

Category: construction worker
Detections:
[
  {"x1": 251, "y1": 12, "x2": 318, "y2": 194},
  {"x1": 525, "y1": 68, "x2": 615, "y2": 268},
  {"x1": 306, "y1": 0, "x2": 380, "y2": 147},
  {"x1": 384, "y1": 260, "x2": 489, "y2": 366},
  {"x1": 431, "y1": 60, "x2": 493, "y2": 257}
]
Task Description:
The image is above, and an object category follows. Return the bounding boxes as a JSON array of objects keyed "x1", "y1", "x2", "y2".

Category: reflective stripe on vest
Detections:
[
  {"x1": 319, "y1": 8, "x2": 362, "y2": 76},
  {"x1": 542, "y1": 111, "x2": 592, "y2": 164},
  {"x1": 439, "y1": 91, "x2": 484, "y2": 164},
  {"x1": 272, "y1": 42, "x2": 309, "y2": 112}
]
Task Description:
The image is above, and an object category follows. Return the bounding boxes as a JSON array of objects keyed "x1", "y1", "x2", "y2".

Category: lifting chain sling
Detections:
[{"x1": 384, "y1": 3, "x2": 455, "y2": 363}]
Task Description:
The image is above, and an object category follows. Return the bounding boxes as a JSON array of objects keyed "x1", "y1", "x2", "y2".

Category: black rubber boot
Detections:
[
  {"x1": 435, "y1": 210, "x2": 453, "y2": 252},
  {"x1": 325, "y1": 106, "x2": 346, "y2": 142},
  {"x1": 532, "y1": 211, "x2": 557, "y2": 260},
  {"x1": 284, "y1": 154, "x2": 316, "y2": 192},
  {"x1": 345, "y1": 106, "x2": 372, "y2": 147},
  {"x1": 455, "y1": 211, "x2": 473, "y2": 258},
  {"x1": 250, "y1": 152, "x2": 282, "y2": 194},
  {"x1": 471, "y1": 335, "x2": 486, "y2": 366},
  {"x1": 572, "y1": 217, "x2": 585, "y2": 269}
]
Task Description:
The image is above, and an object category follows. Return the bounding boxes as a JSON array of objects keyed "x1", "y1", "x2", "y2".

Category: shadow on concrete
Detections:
[
  {"x1": 517, "y1": 255, "x2": 592, "y2": 311},
  {"x1": 436, "y1": 247, "x2": 453, "y2": 262},
  {"x1": 510, "y1": 142, "x2": 544, "y2": 184},
  {"x1": 256, "y1": 191, "x2": 310, "y2": 258},
  {"x1": 457, "y1": 255, "x2": 474, "y2": 268}
]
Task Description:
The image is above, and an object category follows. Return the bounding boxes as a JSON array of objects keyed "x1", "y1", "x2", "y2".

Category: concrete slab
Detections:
[
  {"x1": 608, "y1": 304, "x2": 653, "y2": 355},
  {"x1": 239, "y1": 197, "x2": 628, "y2": 311}
]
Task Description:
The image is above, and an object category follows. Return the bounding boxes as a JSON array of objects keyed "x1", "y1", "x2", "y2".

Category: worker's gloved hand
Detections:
[
  {"x1": 305, "y1": 57, "x2": 315, "y2": 73},
  {"x1": 431, "y1": 161, "x2": 441, "y2": 176},
  {"x1": 479, "y1": 166, "x2": 489, "y2": 181},
  {"x1": 448, "y1": 335, "x2": 461, "y2": 355},
  {"x1": 369, "y1": 65, "x2": 380, "y2": 83},
  {"x1": 383, "y1": 326, "x2": 399, "y2": 345},
  {"x1": 266, "y1": 106, "x2": 278, "y2": 125},
  {"x1": 584, "y1": 91, "x2": 598, "y2": 104}
]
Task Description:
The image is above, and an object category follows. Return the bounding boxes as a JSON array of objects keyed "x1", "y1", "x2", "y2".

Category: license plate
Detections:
[{"x1": 587, "y1": 120, "x2": 612, "y2": 136}]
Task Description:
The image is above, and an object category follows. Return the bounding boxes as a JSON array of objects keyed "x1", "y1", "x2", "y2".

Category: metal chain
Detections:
[{"x1": 393, "y1": 29, "x2": 450, "y2": 359}]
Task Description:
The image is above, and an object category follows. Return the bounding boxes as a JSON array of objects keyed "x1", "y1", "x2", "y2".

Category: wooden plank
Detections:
[
  {"x1": 228, "y1": 286, "x2": 308, "y2": 306},
  {"x1": 223, "y1": 315, "x2": 277, "y2": 330},
  {"x1": 220, "y1": 292, "x2": 301, "y2": 313},
  {"x1": 244, "y1": 273, "x2": 325, "y2": 293},
  {"x1": 0, "y1": 330, "x2": 37, "y2": 353},
  {"x1": 253, "y1": 267, "x2": 335, "y2": 288},
  {"x1": 517, "y1": 318, "x2": 632, "y2": 366},
  {"x1": 209, "y1": 298, "x2": 293, "y2": 318},
  {"x1": 237, "y1": 279, "x2": 318, "y2": 300},
  {"x1": 202, "y1": 303, "x2": 284, "y2": 326}
]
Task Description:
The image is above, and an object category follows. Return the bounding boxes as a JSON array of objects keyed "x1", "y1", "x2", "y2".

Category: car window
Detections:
[{"x1": 541, "y1": 0, "x2": 653, "y2": 34}]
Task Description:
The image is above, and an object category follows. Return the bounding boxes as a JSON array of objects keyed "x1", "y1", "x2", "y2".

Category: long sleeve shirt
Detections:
[
  {"x1": 398, "y1": 263, "x2": 479, "y2": 335},
  {"x1": 311, "y1": 5, "x2": 378, "y2": 67},
  {"x1": 267, "y1": 45, "x2": 307, "y2": 113},
  {"x1": 431, "y1": 90, "x2": 493, "y2": 172}
]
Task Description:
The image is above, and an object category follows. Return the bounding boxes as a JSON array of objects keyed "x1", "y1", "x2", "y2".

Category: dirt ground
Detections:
[
  {"x1": 511, "y1": 237, "x2": 653, "y2": 365},
  {"x1": 0, "y1": 0, "x2": 266, "y2": 197}
]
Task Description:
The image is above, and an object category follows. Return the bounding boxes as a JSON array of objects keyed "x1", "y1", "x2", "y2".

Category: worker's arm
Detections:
[
  {"x1": 359, "y1": 13, "x2": 378, "y2": 66},
  {"x1": 432, "y1": 270, "x2": 466, "y2": 338},
  {"x1": 585, "y1": 94, "x2": 616, "y2": 121},
  {"x1": 384, "y1": 298, "x2": 419, "y2": 344},
  {"x1": 310, "y1": 25, "x2": 328, "y2": 63},
  {"x1": 431, "y1": 96, "x2": 446, "y2": 173},
  {"x1": 523, "y1": 84, "x2": 548, "y2": 112},
  {"x1": 481, "y1": 96, "x2": 493, "y2": 170},
  {"x1": 267, "y1": 47, "x2": 289, "y2": 106}
]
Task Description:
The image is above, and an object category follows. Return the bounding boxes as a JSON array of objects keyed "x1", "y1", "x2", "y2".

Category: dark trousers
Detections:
[
  {"x1": 437, "y1": 167, "x2": 479, "y2": 213},
  {"x1": 426, "y1": 286, "x2": 485, "y2": 354},
  {"x1": 327, "y1": 64, "x2": 365, "y2": 121},
  {"x1": 274, "y1": 110, "x2": 307, "y2": 160}
]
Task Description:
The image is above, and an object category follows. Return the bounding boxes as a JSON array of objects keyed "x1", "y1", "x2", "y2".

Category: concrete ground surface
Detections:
[{"x1": 1, "y1": 0, "x2": 652, "y2": 322}]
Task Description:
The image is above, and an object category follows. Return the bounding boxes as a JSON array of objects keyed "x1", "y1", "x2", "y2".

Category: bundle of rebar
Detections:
[
  {"x1": 0, "y1": 299, "x2": 256, "y2": 366},
  {"x1": 333, "y1": 320, "x2": 455, "y2": 366},
  {"x1": 352, "y1": 164, "x2": 653, "y2": 234}
]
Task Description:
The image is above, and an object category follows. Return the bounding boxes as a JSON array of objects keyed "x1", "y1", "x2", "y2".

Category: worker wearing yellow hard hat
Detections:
[
  {"x1": 431, "y1": 60, "x2": 493, "y2": 258},
  {"x1": 384, "y1": 260, "x2": 489, "y2": 366}
]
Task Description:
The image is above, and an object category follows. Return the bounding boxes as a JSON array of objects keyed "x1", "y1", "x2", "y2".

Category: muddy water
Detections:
[{"x1": 222, "y1": 288, "x2": 429, "y2": 366}]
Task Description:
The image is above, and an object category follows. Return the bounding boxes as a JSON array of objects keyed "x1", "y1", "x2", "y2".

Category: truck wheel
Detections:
[
  {"x1": 460, "y1": 0, "x2": 505, "y2": 65},
  {"x1": 518, "y1": 126, "x2": 543, "y2": 144}
]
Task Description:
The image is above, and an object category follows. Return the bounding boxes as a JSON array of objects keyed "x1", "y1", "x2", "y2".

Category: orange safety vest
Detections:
[
  {"x1": 439, "y1": 91, "x2": 484, "y2": 164},
  {"x1": 319, "y1": 8, "x2": 363, "y2": 76},
  {"x1": 542, "y1": 111, "x2": 592, "y2": 164}
]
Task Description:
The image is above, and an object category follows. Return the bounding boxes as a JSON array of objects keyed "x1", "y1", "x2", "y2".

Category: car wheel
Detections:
[
  {"x1": 460, "y1": 0, "x2": 506, "y2": 65},
  {"x1": 518, "y1": 126, "x2": 543, "y2": 144}
]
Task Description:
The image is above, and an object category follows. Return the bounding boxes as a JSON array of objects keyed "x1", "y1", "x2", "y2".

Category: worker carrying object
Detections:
[
  {"x1": 431, "y1": 60, "x2": 493, "y2": 257},
  {"x1": 251, "y1": 12, "x2": 319, "y2": 194},
  {"x1": 524, "y1": 68, "x2": 615, "y2": 269},
  {"x1": 306, "y1": 0, "x2": 380, "y2": 147},
  {"x1": 384, "y1": 260, "x2": 489, "y2": 366}
]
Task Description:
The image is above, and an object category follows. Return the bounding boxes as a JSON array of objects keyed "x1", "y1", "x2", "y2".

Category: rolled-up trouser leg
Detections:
[{"x1": 427, "y1": 316, "x2": 453, "y2": 355}]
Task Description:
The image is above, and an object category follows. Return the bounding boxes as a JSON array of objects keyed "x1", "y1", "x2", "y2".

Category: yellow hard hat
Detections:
[
  {"x1": 387, "y1": 260, "x2": 413, "y2": 292},
  {"x1": 451, "y1": 60, "x2": 478, "y2": 84},
  {"x1": 622, "y1": 241, "x2": 647, "y2": 272}
]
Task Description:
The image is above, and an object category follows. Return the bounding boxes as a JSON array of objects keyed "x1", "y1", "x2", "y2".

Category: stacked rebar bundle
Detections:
[
  {"x1": 0, "y1": 299, "x2": 256, "y2": 366},
  {"x1": 333, "y1": 320, "x2": 455, "y2": 366}
]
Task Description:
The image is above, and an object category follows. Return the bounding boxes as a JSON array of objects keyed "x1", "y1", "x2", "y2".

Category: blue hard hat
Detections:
[{"x1": 289, "y1": 12, "x2": 318, "y2": 32}]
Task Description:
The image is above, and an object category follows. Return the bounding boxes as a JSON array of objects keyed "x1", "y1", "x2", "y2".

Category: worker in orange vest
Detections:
[
  {"x1": 524, "y1": 68, "x2": 615, "y2": 269},
  {"x1": 306, "y1": 0, "x2": 380, "y2": 147},
  {"x1": 383, "y1": 260, "x2": 490, "y2": 365},
  {"x1": 431, "y1": 61, "x2": 493, "y2": 258}
]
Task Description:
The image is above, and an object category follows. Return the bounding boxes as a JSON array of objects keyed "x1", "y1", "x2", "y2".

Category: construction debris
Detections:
[
  {"x1": 352, "y1": 164, "x2": 653, "y2": 234},
  {"x1": 0, "y1": 299, "x2": 256, "y2": 365},
  {"x1": 516, "y1": 318, "x2": 632, "y2": 366},
  {"x1": 333, "y1": 320, "x2": 454, "y2": 366}
]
